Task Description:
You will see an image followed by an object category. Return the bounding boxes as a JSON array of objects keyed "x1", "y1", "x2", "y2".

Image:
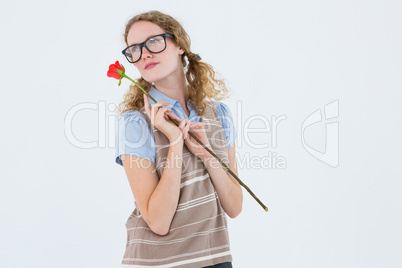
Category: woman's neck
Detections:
[{"x1": 154, "y1": 69, "x2": 189, "y2": 114}]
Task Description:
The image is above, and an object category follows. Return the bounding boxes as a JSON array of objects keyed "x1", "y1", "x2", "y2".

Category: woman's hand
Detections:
[
  {"x1": 174, "y1": 117, "x2": 213, "y2": 160},
  {"x1": 143, "y1": 94, "x2": 183, "y2": 143}
]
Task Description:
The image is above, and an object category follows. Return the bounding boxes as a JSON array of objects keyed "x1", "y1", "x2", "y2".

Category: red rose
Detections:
[{"x1": 107, "y1": 61, "x2": 124, "y2": 79}]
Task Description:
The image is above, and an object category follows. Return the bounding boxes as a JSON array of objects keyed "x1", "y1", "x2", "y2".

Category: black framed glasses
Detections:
[{"x1": 122, "y1": 33, "x2": 173, "y2": 63}]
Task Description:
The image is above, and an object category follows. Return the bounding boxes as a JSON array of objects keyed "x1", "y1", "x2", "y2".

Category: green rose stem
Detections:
[{"x1": 115, "y1": 67, "x2": 268, "y2": 212}]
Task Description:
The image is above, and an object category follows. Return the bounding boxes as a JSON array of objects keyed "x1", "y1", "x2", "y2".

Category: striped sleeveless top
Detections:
[{"x1": 121, "y1": 100, "x2": 233, "y2": 267}]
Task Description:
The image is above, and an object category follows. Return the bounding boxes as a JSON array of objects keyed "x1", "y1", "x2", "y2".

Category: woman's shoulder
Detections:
[
  {"x1": 211, "y1": 101, "x2": 233, "y2": 117},
  {"x1": 119, "y1": 109, "x2": 147, "y2": 124}
]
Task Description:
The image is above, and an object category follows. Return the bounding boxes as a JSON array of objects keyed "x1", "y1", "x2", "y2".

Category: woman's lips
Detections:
[{"x1": 145, "y1": 62, "x2": 159, "y2": 70}]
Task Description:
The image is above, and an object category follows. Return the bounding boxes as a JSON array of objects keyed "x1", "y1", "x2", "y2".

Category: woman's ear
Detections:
[{"x1": 178, "y1": 47, "x2": 185, "y2": 56}]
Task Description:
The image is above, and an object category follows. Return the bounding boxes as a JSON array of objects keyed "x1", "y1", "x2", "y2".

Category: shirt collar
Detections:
[
  {"x1": 148, "y1": 84, "x2": 195, "y2": 112},
  {"x1": 148, "y1": 85, "x2": 177, "y2": 109}
]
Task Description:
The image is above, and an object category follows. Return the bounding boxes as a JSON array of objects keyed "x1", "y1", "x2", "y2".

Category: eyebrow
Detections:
[{"x1": 129, "y1": 33, "x2": 163, "y2": 46}]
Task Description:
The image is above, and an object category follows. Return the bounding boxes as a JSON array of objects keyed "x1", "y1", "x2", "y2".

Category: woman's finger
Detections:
[
  {"x1": 184, "y1": 121, "x2": 191, "y2": 139},
  {"x1": 150, "y1": 102, "x2": 170, "y2": 123},
  {"x1": 151, "y1": 102, "x2": 168, "y2": 113},
  {"x1": 165, "y1": 111, "x2": 181, "y2": 123},
  {"x1": 143, "y1": 94, "x2": 151, "y2": 116},
  {"x1": 190, "y1": 122, "x2": 203, "y2": 128},
  {"x1": 179, "y1": 118, "x2": 189, "y2": 130},
  {"x1": 144, "y1": 95, "x2": 166, "y2": 118},
  {"x1": 179, "y1": 119, "x2": 192, "y2": 139},
  {"x1": 155, "y1": 107, "x2": 171, "y2": 121},
  {"x1": 189, "y1": 122, "x2": 204, "y2": 135}
]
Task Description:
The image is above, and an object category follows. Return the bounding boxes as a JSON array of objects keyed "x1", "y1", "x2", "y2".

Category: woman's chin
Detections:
[
  {"x1": 141, "y1": 73, "x2": 160, "y2": 83},
  {"x1": 145, "y1": 76, "x2": 165, "y2": 85}
]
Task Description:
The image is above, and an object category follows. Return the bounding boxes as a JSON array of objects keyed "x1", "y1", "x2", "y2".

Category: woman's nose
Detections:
[{"x1": 141, "y1": 46, "x2": 152, "y2": 59}]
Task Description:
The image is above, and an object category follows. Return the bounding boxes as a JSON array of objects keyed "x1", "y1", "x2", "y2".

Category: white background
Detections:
[{"x1": 1, "y1": 0, "x2": 401, "y2": 267}]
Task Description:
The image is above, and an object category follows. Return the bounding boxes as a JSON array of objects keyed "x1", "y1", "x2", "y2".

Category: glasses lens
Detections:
[
  {"x1": 146, "y1": 36, "x2": 166, "y2": 53},
  {"x1": 125, "y1": 45, "x2": 140, "y2": 63}
]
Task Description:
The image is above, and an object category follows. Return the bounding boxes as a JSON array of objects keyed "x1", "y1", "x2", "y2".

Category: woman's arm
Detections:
[
  {"x1": 122, "y1": 138, "x2": 184, "y2": 236},
  {"x1": 201, "y1": 142, "x2": 243, "y2": 218}
]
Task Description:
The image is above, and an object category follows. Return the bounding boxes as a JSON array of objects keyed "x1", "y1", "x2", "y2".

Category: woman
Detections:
[{"x1": 115, "y1": 10, "x2": 243, "y2": 268}]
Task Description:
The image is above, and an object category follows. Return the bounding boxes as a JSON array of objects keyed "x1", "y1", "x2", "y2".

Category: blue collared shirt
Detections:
[{"x1": 115, "y1": 85, "x2": 237, "y2": 166}]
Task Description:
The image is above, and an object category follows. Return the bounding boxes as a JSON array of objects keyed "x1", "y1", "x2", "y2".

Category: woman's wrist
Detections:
[
  {"x1": 198, "y1": 143, "x2": 213, "y2": 160},
  {"x1": 201, "y1": 154, "x2": 215, "y2": 164},
  {"x1": 168, "y1": 133, "x2": 184, "y2": 146}
]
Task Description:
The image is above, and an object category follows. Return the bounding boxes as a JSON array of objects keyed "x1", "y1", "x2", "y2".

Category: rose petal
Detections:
[
  {"x1": 107, "y1": 70, "x2": 120, "y2": 79},
  {"x1": 115, "y1": 61, "x2": 123, "y2": 70}
]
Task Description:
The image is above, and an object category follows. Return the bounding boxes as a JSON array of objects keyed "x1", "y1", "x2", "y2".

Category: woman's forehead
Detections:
[{"x1": 127, "y1": 21, "x2": 164, "y2": 45}]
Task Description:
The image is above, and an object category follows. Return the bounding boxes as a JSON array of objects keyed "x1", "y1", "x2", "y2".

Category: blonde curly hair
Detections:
[{"x1": 117, "y1": 10, "x2": 231, "y2": 116}]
